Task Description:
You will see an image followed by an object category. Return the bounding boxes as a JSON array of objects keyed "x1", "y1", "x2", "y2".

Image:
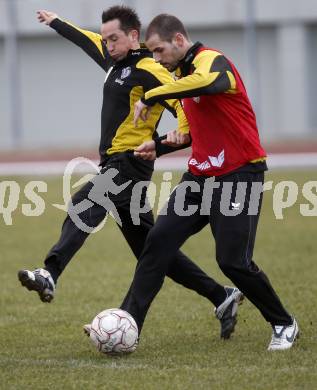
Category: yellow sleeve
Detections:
[
  {"x1": 168, "y1": 99, "x2": 189, "y2": 135},
  {"x1": 137, "y1": 58, "x2": 189, "y2": 134},
  {"x1": 50, "y1": 18, "x2": 109, "y2": 69},
  {"x1": 63, "y1": 21, "x2": 104, "y2": 57},
  {"x1": 144, "y1": 50, "x2": 236, "y2": 104}
]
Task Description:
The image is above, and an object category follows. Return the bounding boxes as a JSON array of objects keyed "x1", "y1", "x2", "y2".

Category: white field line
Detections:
[{"x1": 0, "y1": 153, "x2": 317, "y2": 176}]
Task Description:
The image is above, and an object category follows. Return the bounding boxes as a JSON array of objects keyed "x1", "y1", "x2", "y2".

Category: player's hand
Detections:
[
  {"x1": 134, "y1": 140, "x2": 156, "y2": 160},
  {"x1": 134, "y1": 100, "x2": 152, "y2": 127},
  {"x1": 161, "y1": 130, "x2": 191, "y2": 146},
  {"x1": 37, "y1": 10, "x2": 58, "y2": 25}
]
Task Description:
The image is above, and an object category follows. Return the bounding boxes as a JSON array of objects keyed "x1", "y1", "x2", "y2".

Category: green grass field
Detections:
[{"x1": 0, "y1": 170, "x2": 316, "y2": 389}]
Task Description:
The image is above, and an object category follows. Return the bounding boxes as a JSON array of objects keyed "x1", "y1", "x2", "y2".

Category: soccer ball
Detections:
[{"x1": 89, "y1": 308, "x2": 138, "y2": 354}]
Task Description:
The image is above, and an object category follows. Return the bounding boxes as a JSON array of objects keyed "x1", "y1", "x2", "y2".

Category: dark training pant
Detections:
[
  {"x1": 44, "y1": 155, "x2": 225, "y2": 308},
  {"x1": 122, "y1": 170, "x2": 292, "y2": 331}
]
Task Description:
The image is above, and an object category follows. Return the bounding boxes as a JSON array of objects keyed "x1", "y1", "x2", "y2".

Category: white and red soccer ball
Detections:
[{"x1": 89, "y1": 308, "x2": 138, "y2": 354}]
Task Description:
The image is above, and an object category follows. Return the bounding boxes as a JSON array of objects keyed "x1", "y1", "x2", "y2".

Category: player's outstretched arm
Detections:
[
  {"x1": 37, "y1": 10, "x2": 58, "y2": 25},
  {"x1": 36, "y1": 10, "x2": 108, "y2": 70}
]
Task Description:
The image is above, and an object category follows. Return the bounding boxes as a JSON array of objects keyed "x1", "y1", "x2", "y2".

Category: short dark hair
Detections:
[
  {"x1": 145, "y1": 14, "x2": 189, "y2": 42},
  {"x1": 102, "y1": 5, "x2": 141, "y2": 36}
]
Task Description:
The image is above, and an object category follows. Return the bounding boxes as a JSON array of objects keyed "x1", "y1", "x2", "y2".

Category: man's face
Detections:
[
  {"x1": 146, "y1": 33, "x2": 184, "y2": 72},
  {"x1": 101, "y1": 19, "x2": 135, "y2": 61}
]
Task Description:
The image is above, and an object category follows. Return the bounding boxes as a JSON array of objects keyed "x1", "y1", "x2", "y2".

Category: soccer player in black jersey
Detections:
[{"x1": 18, "y1": 6, "x2": 243, "y2": 340}]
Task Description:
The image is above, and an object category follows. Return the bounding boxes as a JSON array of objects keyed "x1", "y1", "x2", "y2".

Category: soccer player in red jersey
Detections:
[{"x1": 128, "y1": 14, "x2": 298, "y2": 351}]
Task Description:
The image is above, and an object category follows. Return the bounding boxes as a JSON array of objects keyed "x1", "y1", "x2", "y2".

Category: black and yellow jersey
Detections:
[{"x1": 49, "y1": 18, "x2": 188, "y2": 167}]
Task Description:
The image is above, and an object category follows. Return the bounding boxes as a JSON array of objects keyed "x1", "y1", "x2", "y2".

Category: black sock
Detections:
[{"x1": 209, "y1": 285, "x2": 227, "y2": 307}]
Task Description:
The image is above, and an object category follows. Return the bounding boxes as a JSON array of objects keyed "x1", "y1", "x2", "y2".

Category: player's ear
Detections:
[
  {"x1": 129, "y1": 29, "x2": 139, "y2": 43},
  {"x1": 173, "y1": 33, "x2": 185, "y2": 47}
]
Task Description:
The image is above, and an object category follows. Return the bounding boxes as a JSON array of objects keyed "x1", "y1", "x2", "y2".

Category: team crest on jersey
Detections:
[
  {"x1": 121, "y1": 67, "x2": 131, "y2": 79},
  {"x1": 193, "y1": 96, "x2": 200, "y2": 103}
]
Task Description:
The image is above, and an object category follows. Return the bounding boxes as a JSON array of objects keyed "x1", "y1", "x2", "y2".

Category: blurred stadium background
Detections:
[
  {"x1": 1, "y1": 3, "x2": 317, "y2": 388},
  {"x1": 1, "y1": 0, "x2": 317, "y2": 170}
]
